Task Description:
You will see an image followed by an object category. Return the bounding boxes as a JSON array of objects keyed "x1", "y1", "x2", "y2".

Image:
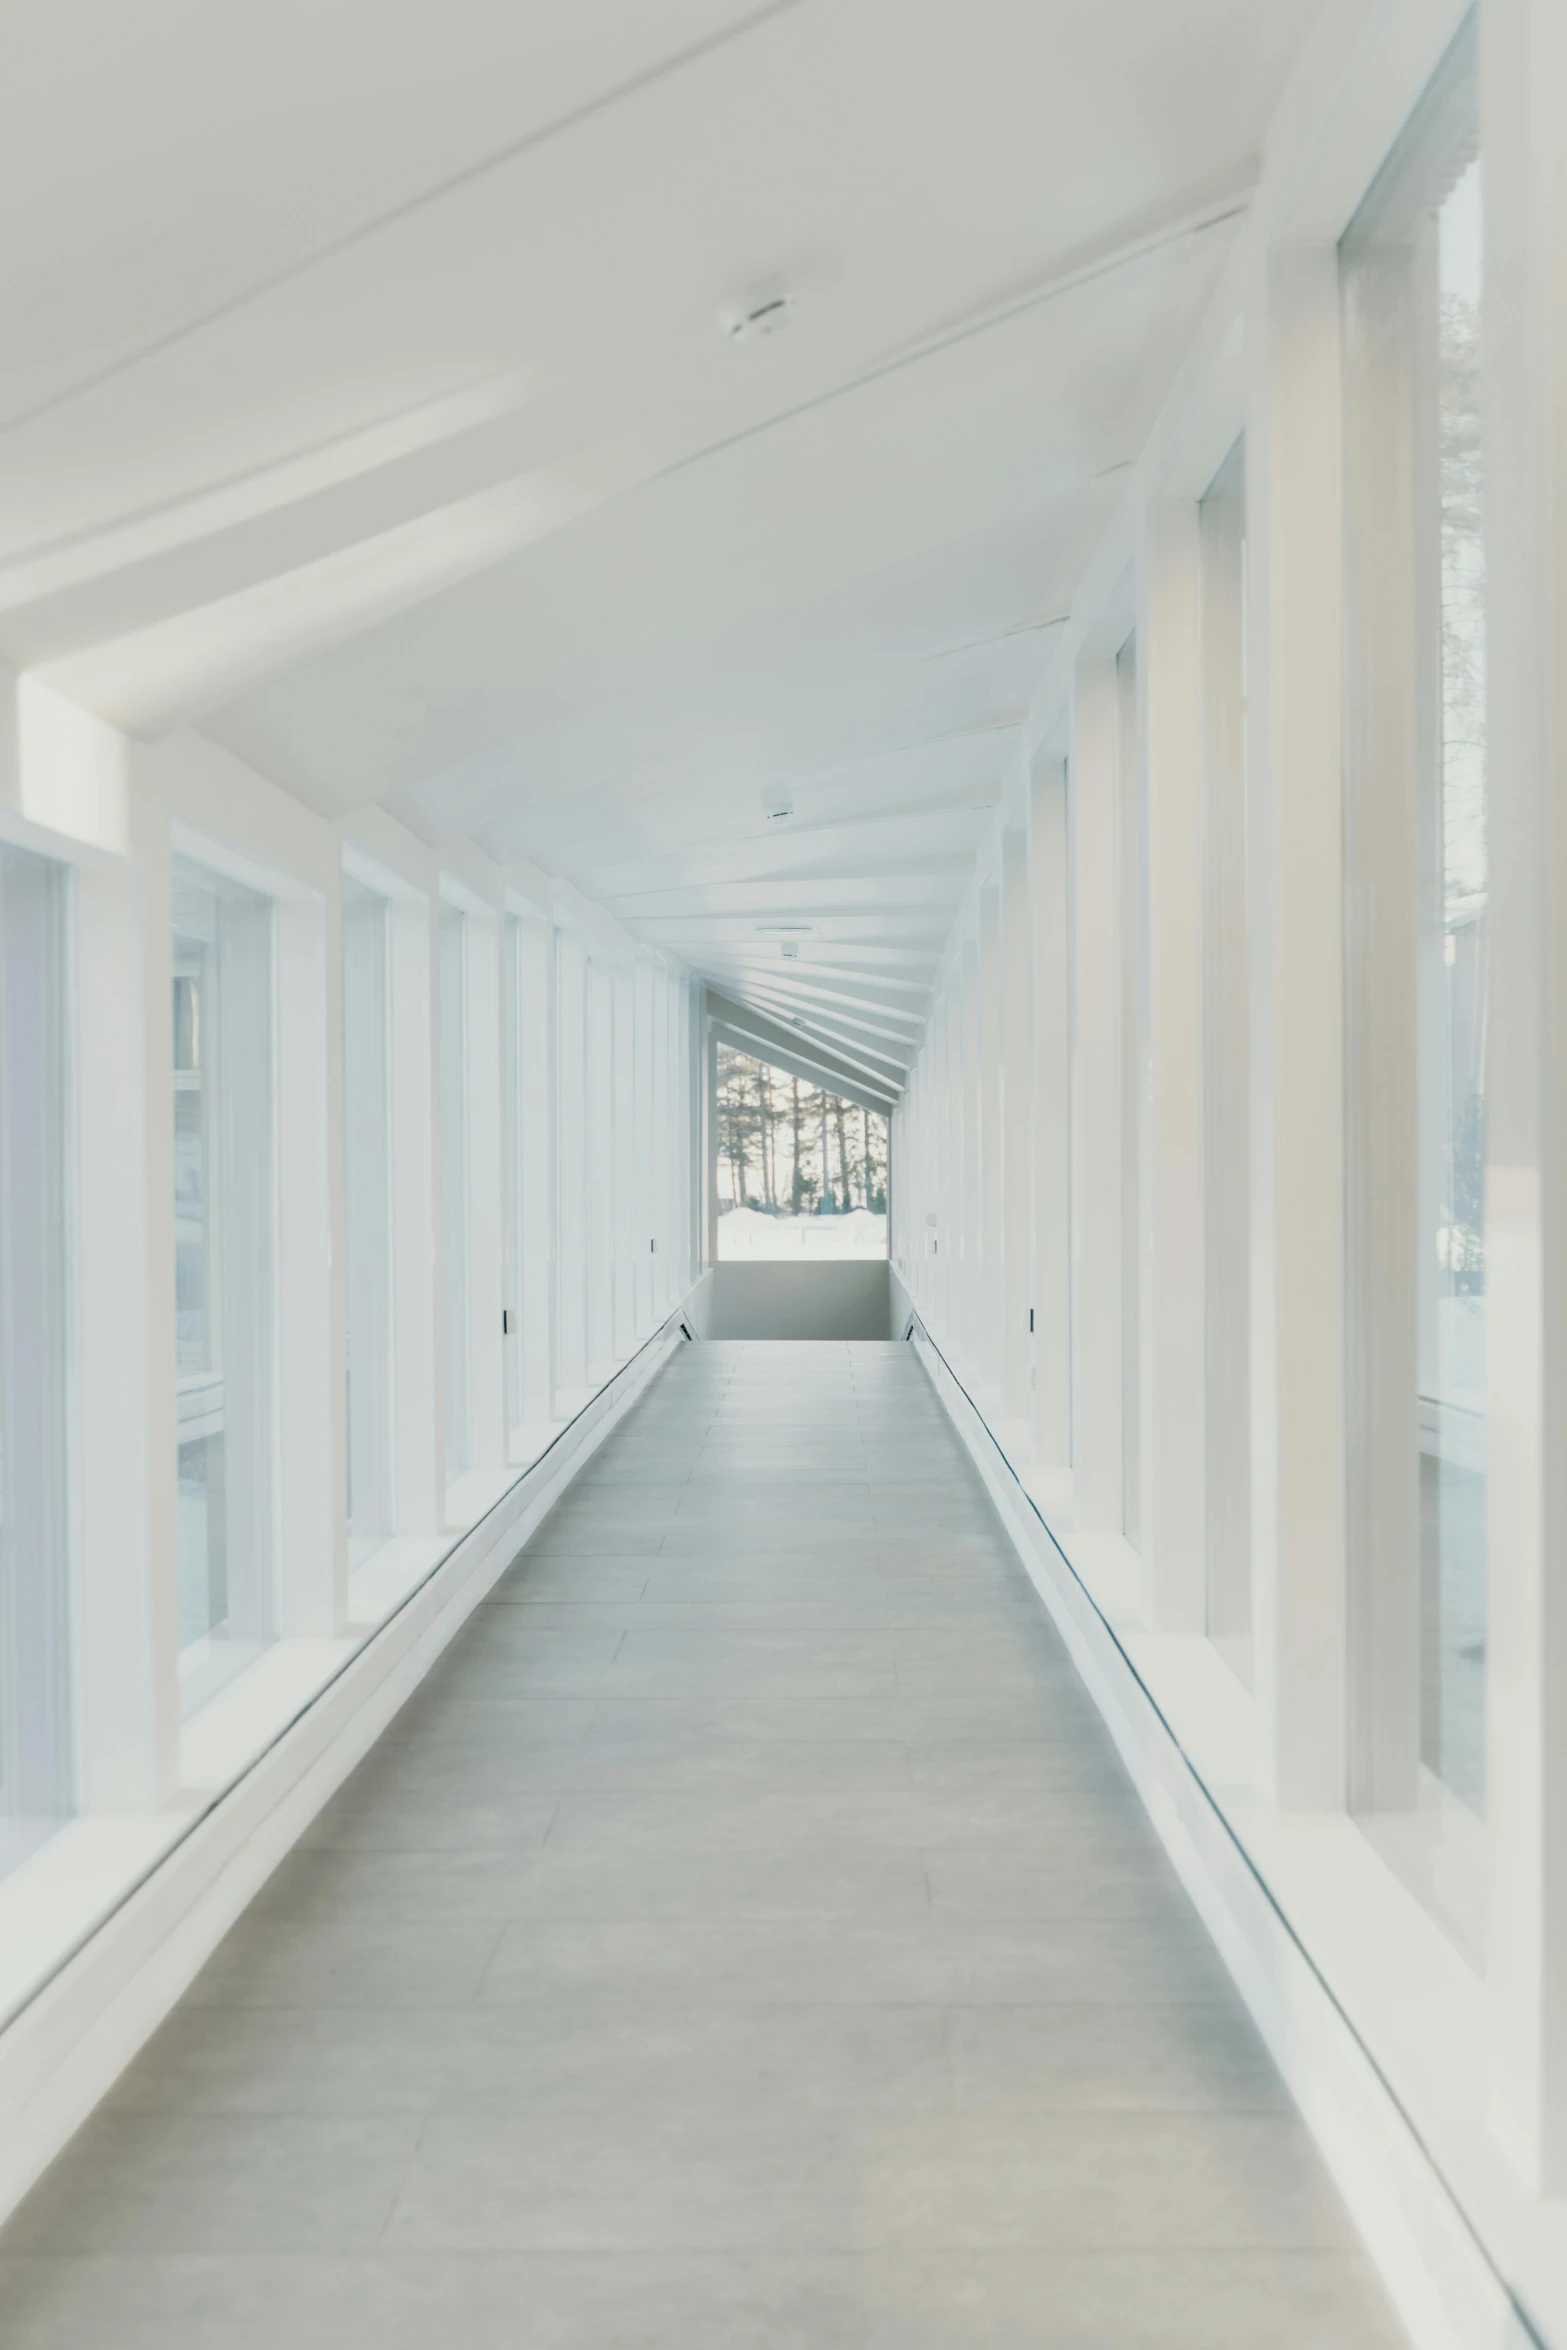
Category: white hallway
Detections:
[{"x1": 0, "y1": 2, "x2": 1565, "y2": 2347}]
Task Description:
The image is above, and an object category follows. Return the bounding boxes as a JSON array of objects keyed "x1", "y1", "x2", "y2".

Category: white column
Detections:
[
  {"x1": 1139, "y1": 501, "x2": 1207, "y2": 1631},
  {"x1": 1482, "y1": 0, "x2": 1567, "y2": 2190},
  {"x1": 585, "y1": 955, "x2": 615, "y2": 1374},
  {"x1": 633, "y1": 959, "x2": 655, "y2": 1332},
  {"x1": 653, "y1": 969, "x2": 671, "y2": 1310},
  {"x1": 130, "y1": 802, "x2": 182, "y2": 1794},
  {"x1": 73, "y1": 850, "x2": 164, "y2": 1807},
  {"x1": 273, "y1": 891, "x2": 337, "y2": 1633},
  {"x1": 1030, "y1": 755, "x2": 1072, "y2": 1471},
  {"x1": 1070, "y1": 656, "x2": 1125, "y2": 1535},
  {"x1": 613, "y1": 961, "x2": 637, "y2": 1355},
  {"x1": 978, "y1": 879, "x2": 1004, "y2": 1404},
  {"x1": 678, "y1": 976, "x2": 697, "y2": 1297},
  {"x1": 510, "y1": 909, "x2": 554, "y2": 1435},
  {"x1": 1247, "y1": 248, "x2": 1348, "y2": 1809},
  {"x1": 554, "y1": 927, "x2": 588, "y2": 1400},
  {"x1": 1000, "y1": 828, "x2": 1032, "y2": 1430},
  {"x1": 462, "y1": 907, "x2": 506, "y2": 1468},
  {"x1": 959, "y1": 938, "x2": 981, "y2": 1375},
  {"x1": 388, "y1": 892, "x2": 441, "y2": 1532},
  {"x1": 938, "y1": 986, "x2": 958, "y2": 1339}
]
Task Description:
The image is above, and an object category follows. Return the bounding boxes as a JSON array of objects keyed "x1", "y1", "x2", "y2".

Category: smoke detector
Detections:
[
  {"x1": 780, "y1": 941, "x2": 800, "y2": 960},
  {"x1": 723, "y1": 283, "x2": 794, "y2": 342},
  {"x1": 761, "y1": 791, "x2": 794, "y2": 824}
]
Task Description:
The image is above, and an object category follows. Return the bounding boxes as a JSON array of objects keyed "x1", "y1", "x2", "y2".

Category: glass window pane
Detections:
[
  {"x1": 172, "y1": 858, "x2": 275, "y2": 1716},
  {"x1": 504, "y1": 915, "x2": 526, "y2": 1439},
  {"x1": 1342, "y1": 19, "x2": 1486, "y2": 1957},
  {"x1": 439, "y1": 905, "x2": 470, "y2": 1478},
  {"x1": 0, "y1": 844, "x2": 73, "y2": 1866},
  {"x1": 1201, "y1": 438, "x2": 1252, "y2": 1683},
  {"x1": 1116, "y1": 628, "x2": 1143, "y2": 1552},
  {"x1": 342, "y1": 875, "x2": 392, "y2": 1560},
  {"x1": 713, "y1": 1043, "x2": 888, "y2": 1260}
]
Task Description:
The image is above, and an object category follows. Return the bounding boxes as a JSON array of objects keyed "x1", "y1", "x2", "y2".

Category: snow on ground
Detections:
[{"x1": 716, "y1": 1207, "x2": 887, "y2": 1261}]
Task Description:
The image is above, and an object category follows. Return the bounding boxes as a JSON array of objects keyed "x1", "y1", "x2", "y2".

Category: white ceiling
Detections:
[{"x1": 2, "y1": 0, "x2": 1316, "y2": 1088}]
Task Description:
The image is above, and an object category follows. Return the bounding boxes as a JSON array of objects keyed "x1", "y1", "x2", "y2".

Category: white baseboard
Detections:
[
  {"x1": 0, "y1": 1313, "x2": 688, "y2": 2229},
  {"x1": 905, "y1": 1315, "x2": 1528, "y2": 2350}
]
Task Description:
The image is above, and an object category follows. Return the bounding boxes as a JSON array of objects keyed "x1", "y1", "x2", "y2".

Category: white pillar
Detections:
[
  {"x1": 511, "y1": 908, "x2": 554, "y2": 1435},
  {"x1": 613, "y1": 961, "x2": 637, "y2": 1355},
  {"x1": 1070, "y1": 656, "x2": 1125, "y2": 1535},
  {"x1": 1482, "y1": 0, "x2": 1567, "y2": 2191},
  {"x1": 1030, "y1": 755, "x2": 1072, "y2": 1471},
  {"x1": 1000, "y1": 827, "x2": 1032, "y2": 1428},
  {"x1": 585, "y1": 956, "x2": 615, "y2": 1374},
  {"x1": 633, "y1": 959, "x2": 655, "y2": 1332},
  {"x1": 273, "y1": 889, "x2": 337, "y2": 1632},
  {"x1": 73, "y1": 850, "x2": 164, "y2": 1807},
  {"x1": 978, "y1": 879, "x2": 1004, "y2": 1404},
  {"x1": 462, "y1": 905, "x2": 506, "y2": 1469},
  {"x1": 388, "y1": 891, "x2": 441, "y2": 1532},
  {"x1": 1247, "y1": 247, "x2": 1348, "y2": 1810},
  {"x1": 959, "y1": 938, "x2": 982, "y2": 1376},
  {"x1": 554, "y1": 926, "x2": 588, "y2": 1400},
  {"x1": 1139, "y1": 500, "x2": 1207, "y2": 1631}
]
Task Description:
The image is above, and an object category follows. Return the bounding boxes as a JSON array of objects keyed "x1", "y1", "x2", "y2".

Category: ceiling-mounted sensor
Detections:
[
  {"x1": 780, "y1": 941, "x2": 800, "y2": 960},
  {"x1": 761, "y1": 790, "x2": 794, "y2": 824},
  {"x1": 723, "y1": 281, "x2": 794, "y2": 342}
]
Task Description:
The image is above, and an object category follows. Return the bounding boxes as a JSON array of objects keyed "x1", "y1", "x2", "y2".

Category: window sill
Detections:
[
  {"x1": 980, "y1": 1401, "x2": 1567, "y2": 2347},
  {"x1": 0, "y1": 1815, "x2": 192, "y2": 2038},
  {"x1": 444, "y1": 1465, "x2": 523, "y2": 1534},
  {"x1": 179, "y1": 1637, "x2": 360, "y2": 1796}
]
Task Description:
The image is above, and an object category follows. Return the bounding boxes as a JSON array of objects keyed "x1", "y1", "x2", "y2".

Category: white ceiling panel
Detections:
[{"x1": 3, "y1": 0, "x2": 1320, "y2": 1086}]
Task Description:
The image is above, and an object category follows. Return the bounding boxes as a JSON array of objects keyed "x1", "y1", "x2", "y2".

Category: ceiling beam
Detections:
[{"x1": 705, "y1": 990, "x2": 901, "y2": 1111}]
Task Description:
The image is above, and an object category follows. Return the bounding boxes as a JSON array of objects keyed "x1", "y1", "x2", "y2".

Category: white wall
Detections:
[
  {"x1": 891, "y1": 1, "x2": 1567, "y2": 2341},
  {"x1": 0, "y1": 689, "x2": 703, "y2": 2212}
]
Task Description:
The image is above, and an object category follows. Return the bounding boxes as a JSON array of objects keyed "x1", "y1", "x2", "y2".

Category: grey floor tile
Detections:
[
  {"x1": 108, "y1": 2006, "x2": 465, "y2": 2118},
  {"x1": 184, "y1": 1912, "x2": 507, "y2": 2008},
  {"x1": 0, "y1": 2252, "x2": 990, "y2": 2350},
  {"x1": 7, "y1": 2115, "x2": 418, "y2": 2252},
  {"x1": 0, "y1": 1342, "x2": 1403, "y2": 2347},
  {"x1": 948, "y1": 2001, "x2": 1291, "y2": 2113},
  {"x1": 978, "y1": 2248, "x2": 1409, "y2": 2347}
]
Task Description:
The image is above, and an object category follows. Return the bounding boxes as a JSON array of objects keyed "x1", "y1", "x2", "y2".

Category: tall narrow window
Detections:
[
  {"x1": 439, "y1": 904, "x2": 470, "y2": 1481},
  {"x1": 1116, "y1": 628, "x2": 1143, "y2": 1551},
  {"x1": 1343, "y1": 20, "x2": 1487, "y2": 1954},
  {"x1": 586, "y1": 959, "x2": 615, "y2": 1370},
  {"x1": 1201, "y1": 439, "x2": 1252, "y2": 1681},
  {"x1": 173, "y1": 858, "x2": 274, "y2": 1715},
  {"x1": 503, "y1": 915, "x2": 526, "y2": 1440},
  {"x1": 0, "y1": 845, "x2": 73, "y2": 1867},
  {"x1": 342, "y1": 874, "x2": 392, "y2": 1562}
]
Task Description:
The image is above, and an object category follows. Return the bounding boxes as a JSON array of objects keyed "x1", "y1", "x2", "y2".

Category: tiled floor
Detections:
[{"x1": 0, "y1": 1341, "x2": 1406, "y2": 2346}]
